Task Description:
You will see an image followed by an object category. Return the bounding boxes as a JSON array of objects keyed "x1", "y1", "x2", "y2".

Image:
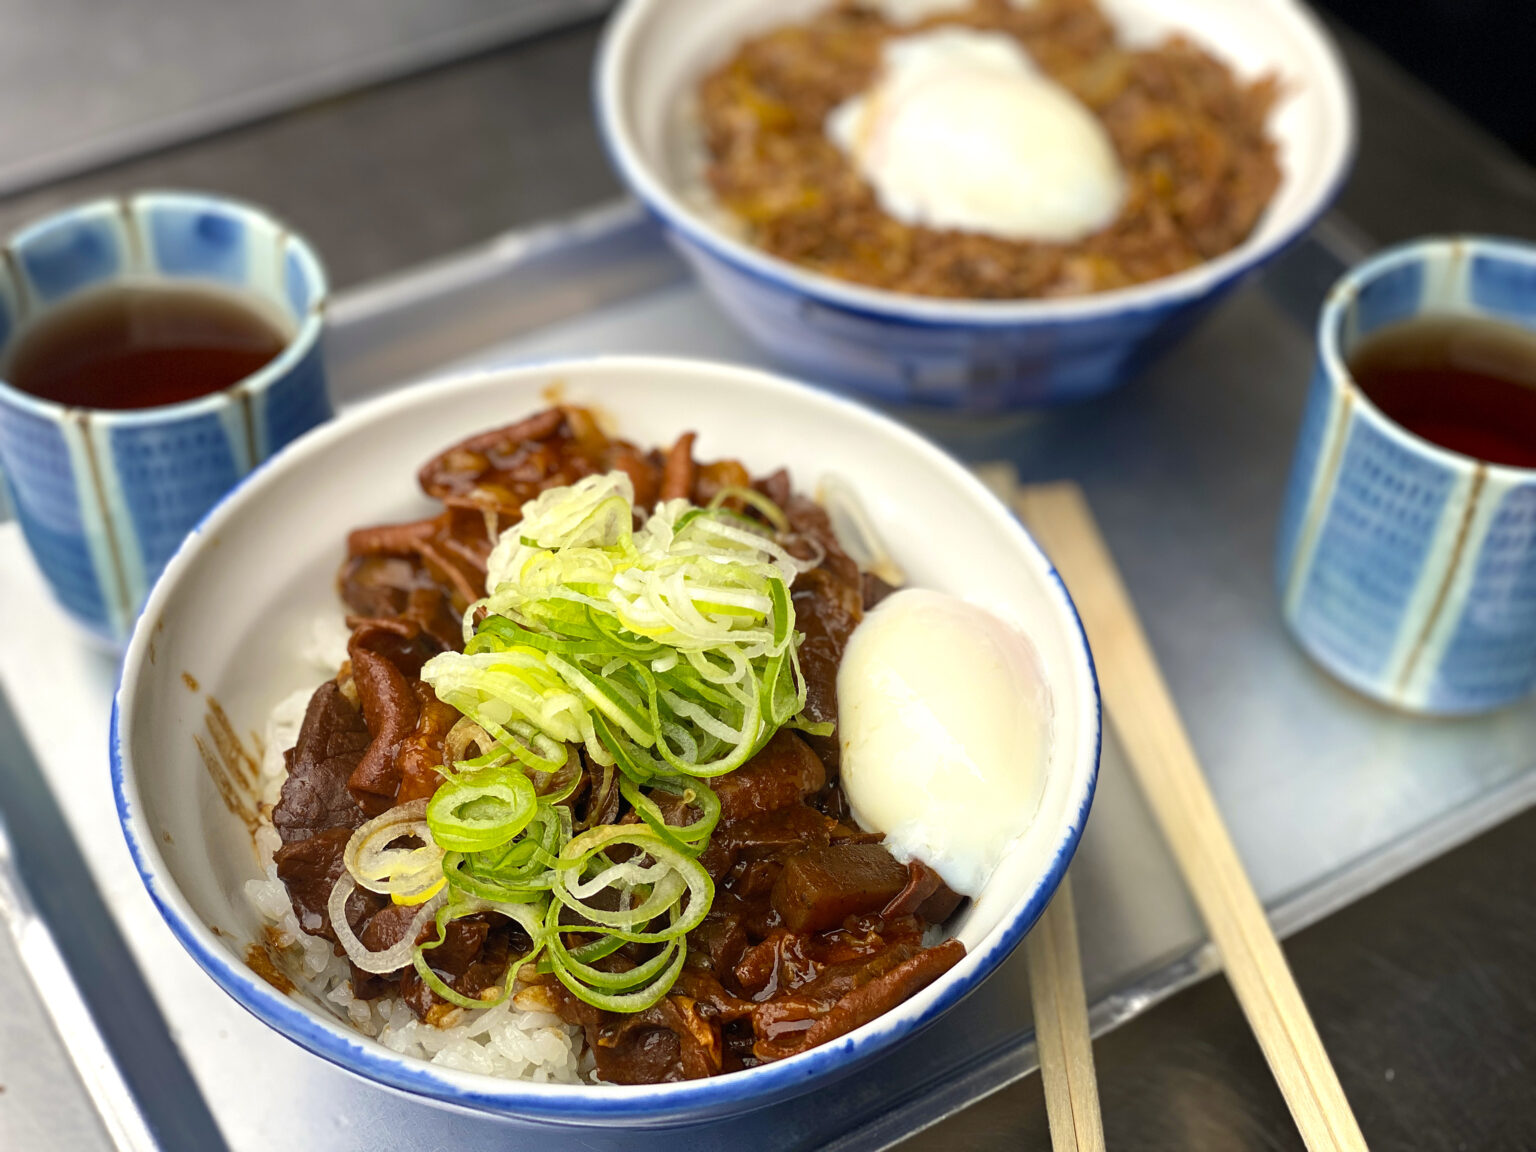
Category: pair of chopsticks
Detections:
[{"x1": 1006, "y1": 479, "x2": 1367, "y2": 1151}]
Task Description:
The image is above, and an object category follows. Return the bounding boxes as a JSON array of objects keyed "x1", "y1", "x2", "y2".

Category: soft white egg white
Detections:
[
  {"x1": 826, "y1": 27, "x2": 1125, "y2": 243},
  {"x1": 836, "y1": 588, "x2": 1051, "y2": 897}
]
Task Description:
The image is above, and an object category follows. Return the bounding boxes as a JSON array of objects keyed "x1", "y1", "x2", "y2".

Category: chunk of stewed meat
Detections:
[
  {"x1": 784, "y1": 494, "x2": 859, "y2": 587},
  {"x1": 590, "y1": 996, "x2": 723, "y2": 1083},
  {"x1": 701, "y1": 804, "x2": 835, "y2": 878},
  {"x1": 789, "y1": 568, "x2": 862, "y2": 769},
  {"x1": 346, "y1": 617, "x2": 448, "y2": 679},
  {"x1": 272, "y1": 681, "x2": 371, "y2": 844},
  {"x1": 882, "y1": 859, "x2": 964, "y2": 924},
  {"x1": 752, "y1": 939, "x2": 966, "y2": 1061},
  {"x1": 688, "y1": 912, "x2": 750, "y2": 978},
  {"x1": 395, "y1": 684, "x2": 462, "y2": 804},
  {"x1": 717, "y1": 804, "x2": 834, "y2": 861},
  {"x1": 713, "y1": 730, "x2": 826, "y2": 823},
  {"x1": 337, "y1": 554, "x2": 429, "y2": 619},
  {"x1": 355, "y1": 900, "x2": 423, "y2": 967},
  {"x1": 346, "y1": 646, "x2": 421, "y2": 814},
  {"x1": 771, "y1": 843, "x2": 910, "y2": 934},
  {"x1": 271, "y1": 827, "x2": 353, "y2": 938},
  {"x1": 417, "y1": 407, "x2": 567, "y2": 503},
  {"x1": 660, "y1": 431, "x2": 697, "y2": 501},
  {"x1": 399, "y1": 917, "x2": 513, "y2": 1022},
  {"x1": 338, "y1": 557, "x2": 463, "y2": 653}
]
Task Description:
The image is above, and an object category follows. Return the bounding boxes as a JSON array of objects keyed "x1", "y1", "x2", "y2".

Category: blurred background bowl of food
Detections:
[
  {"x1": 112, "y1": 355, "x2": 1101, "y2": 1126},
  {"x1": 596, "y1": 0, "x2": 1355, "y2": 411}
]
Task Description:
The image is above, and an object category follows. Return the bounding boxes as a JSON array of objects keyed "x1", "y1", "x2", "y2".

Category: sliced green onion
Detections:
[
  {"x1": 543, "y1": 901, "x2": 688, "y2": 1012},
  {"x1": 524, "y1": 746, "x2": 582, "y2": 805},
  {"x1": 785, "y1": 715, "x2": 835, "y2": 738},
  {"x1": 552, "y1": 826, "x2": 713, "y2": 943},
  {"x1": 425, "y1": 767, "x2": 537, "y2": 853},
  {"x1": 329, "y1": 876, "x2": 446, "y2": 974},
  {"x1": 536, "y1": 931, "x2": 626, "y2": 974},
  {"x1": 404, "y1": 469, "x2": 848, "y2": 1015},
  {"x1": 343, "y1": 800, "x2": 445, "y2": 899},
  {"x1": 707, "y1": 485, "x2": 790, "y2": 534},
  {"x1": 411, "y1": 896, "x2": 546, "y2": 1011},
  {"x1": 620, "y1": 774, "x2": 720, "y2": 857},
  {"x1": 439, "y1": 802, "x2": 568, "y2": 903}
]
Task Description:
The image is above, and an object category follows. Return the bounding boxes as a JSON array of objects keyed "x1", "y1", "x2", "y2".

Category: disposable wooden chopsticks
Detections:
[
  {"x1": 1023, "y1": 873, "x2": 1107, "y2": 1152},
  {"x1": 1016, "y1": 482, "x2": 1368, "y2": 1152},
  {"x1": 979, "y1": 463, "x2": 1106, "y2": 1151}
]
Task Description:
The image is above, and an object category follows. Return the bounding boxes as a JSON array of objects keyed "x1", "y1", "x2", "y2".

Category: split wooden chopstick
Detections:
[
  {"x1": 1016, "y1": 482, "x2": 1367, "y2": 1152},
  {"x1": 1023, "y1": 873, "x2": 1106, "y2": 1152},
  {"x1": 980, "y1": 463, "x2": 1106, "y2": 1150}
]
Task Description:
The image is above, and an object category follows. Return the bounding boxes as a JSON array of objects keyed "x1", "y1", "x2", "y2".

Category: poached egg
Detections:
[
  {"x1": 826, "y1": 27, "x2": 1125, "y2": 243},
  {"x1": 836, "y1": 588, "x2": 1051, "y2": 896}
]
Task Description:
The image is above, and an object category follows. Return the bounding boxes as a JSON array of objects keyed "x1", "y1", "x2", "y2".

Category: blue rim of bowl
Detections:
[
  {"x1": 592, "y1": 0, "x2": 1358, "y2": 331},
  {"x1": 110, "y1": 354, "x2": 1102, "y2": 1122}
]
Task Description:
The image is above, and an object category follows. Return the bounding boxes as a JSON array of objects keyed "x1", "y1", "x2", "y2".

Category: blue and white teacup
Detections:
[
  {"x1": 0, "y1": 192, "x2": 330, "y2": 644},
  {"x1": 1277, "y1": 237, "x2": 1536, "y2": 714}
]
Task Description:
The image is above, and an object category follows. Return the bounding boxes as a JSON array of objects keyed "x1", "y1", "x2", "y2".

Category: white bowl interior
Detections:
[
  {"x1": 119, "y1": 357, "x2": 1098, "y2": 1101},
  {"x1": 605, "y1": 0, "x2": 1354, "y2": 316}
]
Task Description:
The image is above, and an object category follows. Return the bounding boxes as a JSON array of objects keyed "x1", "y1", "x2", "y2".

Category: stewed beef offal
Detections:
[{"x1": 270, "y1": 407, "x2": 965, "y2": 1083}]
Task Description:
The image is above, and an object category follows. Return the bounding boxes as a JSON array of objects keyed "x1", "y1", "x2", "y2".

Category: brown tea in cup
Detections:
[
  {"x1": 6, "y1": 283, "x2": 288, "y2": 410},
  {"x1": 1347, "y1": 313, "x2": 1536, "y2": 468}
]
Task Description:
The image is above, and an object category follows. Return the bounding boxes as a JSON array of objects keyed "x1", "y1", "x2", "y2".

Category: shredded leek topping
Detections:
[{"x1": 331, "y1": 471, "x2": 815, "y2": 1015}]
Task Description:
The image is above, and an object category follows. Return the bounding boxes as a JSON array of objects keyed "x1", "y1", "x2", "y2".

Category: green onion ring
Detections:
[
  {"x1": 425, "y1": 767, "x2": 538, "y2": 854},
  {"x1": 619, "y1": 774, "x2": 719, "y2": 857},
  {"x1": 551, "y1": 826, "x2": 712, "y2": 943}
]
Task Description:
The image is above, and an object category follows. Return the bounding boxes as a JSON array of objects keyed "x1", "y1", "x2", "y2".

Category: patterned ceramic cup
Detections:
[
  {"x1": 1277, "y1": 237, "x2": 1536, "y2": 714},
  {"x1": 0, "y1": 192, "x2": 330, "y2": 644}
]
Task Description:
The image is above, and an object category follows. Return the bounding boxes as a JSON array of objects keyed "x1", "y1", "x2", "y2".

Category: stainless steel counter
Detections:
[
  {"x1": 0, "y1": 0, "x2": 612, "y2": 196},
  {"x1": 0, "y1": 13, "x2": 1533, "y2": 1151}
]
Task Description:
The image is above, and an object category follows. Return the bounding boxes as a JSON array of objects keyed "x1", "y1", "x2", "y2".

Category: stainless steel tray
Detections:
[{"x1": 2, "y1": 201, "x2": 1534, "y2": 1151}]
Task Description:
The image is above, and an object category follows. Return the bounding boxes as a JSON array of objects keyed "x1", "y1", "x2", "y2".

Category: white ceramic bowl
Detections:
[
  {"x1": 597, "y1": 0, "x2": 1355, "y2": 410},
  {"x1": 113, "y1": 356, "x2": 1100, "y2": 1127}
]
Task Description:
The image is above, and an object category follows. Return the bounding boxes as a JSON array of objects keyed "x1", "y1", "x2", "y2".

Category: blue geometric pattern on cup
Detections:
[
  {"x1": 262, "y1": 340, "x2": 332, "y2": 456},
  {"x1": 1291, "y1": 413, "x2": 1455, "y2": 682},
  {"x1": 110, "y1": 414, "x2": 242, "y2": 580},
  {"x1": 285, "y1": 244, "x2": 315, "y2": 318},
  {"x1": 1468, "y1": 252, "x2": 1536, "y2": 326},
  {"x1": 1279, "y1": 236, "x2": 1536, "y2": 713},
  {"x1": 146, "y1": 202, "x2": 249, "y2": 285},
  {"x1": 0, "y1": 192, "x2": 330, "y2": 643},
  {"x1": 1352, "y1": 259, "x2": 1422, "y2": 339},
  {"x1": 14, "y1": 202, "x2": 126, "y2": 306},
  {"x1": 1275, "y1": 365, "x2": 1334, "y2": 588},
  {"x1": 0, "y1": 404, "x2": 106, "y2": 626},
  {"x1": 1431, "y1": 482, "x2": 1536, "y2": 710}
]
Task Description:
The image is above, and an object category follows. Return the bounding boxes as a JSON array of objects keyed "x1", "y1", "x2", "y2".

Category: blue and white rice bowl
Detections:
[
  {"x1": 596, "y1": 0, "x2": 1356, "y2": 411},
  {"x1": 113, "y1": 356, "x2": 1101, "y2": 1127}
]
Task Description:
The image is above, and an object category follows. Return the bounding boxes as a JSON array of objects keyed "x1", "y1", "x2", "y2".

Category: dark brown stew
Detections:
[{"x1": 270, "y1": 407, "x2": 965, "y2": 1082}]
